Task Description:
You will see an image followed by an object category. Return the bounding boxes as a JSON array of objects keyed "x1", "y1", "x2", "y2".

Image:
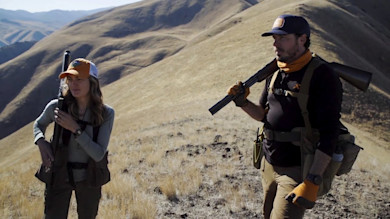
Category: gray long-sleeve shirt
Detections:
[{"x1": 33, "y1": 99, "x2": 115, "y2": 182}]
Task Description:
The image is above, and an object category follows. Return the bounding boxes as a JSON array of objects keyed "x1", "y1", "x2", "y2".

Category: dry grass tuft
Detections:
[{"x1": 159, "y1": 176, "x2": 178, "y2": 202}]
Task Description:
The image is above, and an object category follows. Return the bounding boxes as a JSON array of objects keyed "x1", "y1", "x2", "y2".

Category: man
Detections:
[{"x1": 228, "y1": 14, "x2": 342, "y2": 218}]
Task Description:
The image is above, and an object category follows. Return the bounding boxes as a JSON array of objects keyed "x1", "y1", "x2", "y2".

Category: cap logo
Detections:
[
  {"x1": 272, "y1": 18, "x2": 285, "y2": 28},
  {"x1": 71, "y1": 60, "x2": 81, "y2": 68}
]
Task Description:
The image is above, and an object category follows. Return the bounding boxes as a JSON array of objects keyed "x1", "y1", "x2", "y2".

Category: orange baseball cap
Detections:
[{"x1": 59, "y1": 58, "x2": 98, "y2": 79}]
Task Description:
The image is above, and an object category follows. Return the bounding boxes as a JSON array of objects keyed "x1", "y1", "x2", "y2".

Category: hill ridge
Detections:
[{"x1": 0, "y1": 0, "x2": 259, "y2": 139}]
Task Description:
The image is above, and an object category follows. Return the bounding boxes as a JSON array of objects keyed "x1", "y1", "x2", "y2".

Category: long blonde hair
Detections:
[{"x1": 63, "y1": 77, "x2": 105, "y2": 126}]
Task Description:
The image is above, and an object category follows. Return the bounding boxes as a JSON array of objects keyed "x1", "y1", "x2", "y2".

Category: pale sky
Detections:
[{"x1": 0, "y1": 0, "x2": 142, "y2": 12}]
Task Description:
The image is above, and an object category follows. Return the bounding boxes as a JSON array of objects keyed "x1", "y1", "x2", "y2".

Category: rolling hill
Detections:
[
  {"x1": 0, "y1": 8, "x2": 106, "y2": 46},
  {"x1": 0, "y1": 0, "x2": 261, "y2": 139},
  {"x1": 0, "y1": 0, "x2": 389, "y2": 141},
  {"x1": 0, "y1": 0, "x2": 389, "y2": 218}
]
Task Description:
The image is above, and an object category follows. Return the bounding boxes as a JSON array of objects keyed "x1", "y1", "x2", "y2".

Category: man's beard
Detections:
[{"x1": 275, "y1": 42, "x2": 300, "y2": 63}]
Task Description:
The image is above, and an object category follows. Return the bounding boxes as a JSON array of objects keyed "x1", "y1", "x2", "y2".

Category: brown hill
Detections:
[
  {"x1": 0, "y1": 0, "x2": 258, "y2": 139},
  {"x1": 0, "y1": 41, "x2": 36, "y2": 64},
  {"x1": 0, "y1": 0, "x2": 389, "y2": 218},
  {"x1": 1, "y1": 0, "x2": 389, "y2": 140}
]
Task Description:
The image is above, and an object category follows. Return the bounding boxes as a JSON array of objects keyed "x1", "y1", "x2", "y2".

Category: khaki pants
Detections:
[
  {"x1": 261, "y1": 157, "x2": 305, "y2": 219},
  {"x1": 44, "y1": 181, "x2": 101, "y2": 219}
]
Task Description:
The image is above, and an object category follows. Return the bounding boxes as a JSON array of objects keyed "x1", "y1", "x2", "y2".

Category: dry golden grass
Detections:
[
  {"x1": 1, "y1": 0, "x2": 389, "y2": 218},
  {"x1": 0, "y1": 107, "x2": 389, "y2": 218}
]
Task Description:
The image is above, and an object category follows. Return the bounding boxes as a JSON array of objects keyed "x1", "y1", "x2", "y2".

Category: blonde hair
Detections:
[{"x1": 63, "y1": 77, "x2": 105, "y2": 126}]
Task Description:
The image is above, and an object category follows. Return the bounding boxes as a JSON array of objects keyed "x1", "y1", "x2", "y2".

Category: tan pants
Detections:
[{"x1": 261, "y1": 157, "x2": 305, "y2": 219}]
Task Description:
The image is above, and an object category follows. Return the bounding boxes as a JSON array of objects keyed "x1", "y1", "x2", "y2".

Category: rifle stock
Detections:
[
  {"x1": 209, "y1": 56, "x2": 373, "y2": 115},
  {"x1": 315, "y1": 54, "x2": 372, "y2": 92},
  {"x1": 51, "y1": 51, "x2": 71, "y2": 152},
  {"x1": 329, "y1": 62, "x2": 372, "y2": 91}
]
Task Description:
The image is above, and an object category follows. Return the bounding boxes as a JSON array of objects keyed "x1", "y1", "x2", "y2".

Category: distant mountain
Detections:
[
  {"x1": 0, "y1": 41, "x2": 36, "y2": 65},
  {"x1": 0, "y1": 8, "x2": 107, "y2": 46}
]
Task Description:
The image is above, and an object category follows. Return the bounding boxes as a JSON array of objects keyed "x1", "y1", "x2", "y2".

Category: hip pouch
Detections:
[
  {"x1": 296, "y1": 127, "x2": 363, "y2": 197},
  {"x1": 253, "y1": 126, "x2": 264, "y2": 169}
]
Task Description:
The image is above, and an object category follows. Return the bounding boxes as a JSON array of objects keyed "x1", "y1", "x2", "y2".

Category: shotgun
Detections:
[
  {"x1": 52, "y1": 50, "x2": 71, "y2": 154},
  {"x1": 209, "y1": 56, "x2": 373, "y2": 115},
  {"x1": 35, "y1": 50, "x2": 71, "y2": 184}
]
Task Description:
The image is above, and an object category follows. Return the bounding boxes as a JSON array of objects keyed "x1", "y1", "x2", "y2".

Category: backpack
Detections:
[{"x1": 256, "y1": 54, "x2": 363, "y2": 196}]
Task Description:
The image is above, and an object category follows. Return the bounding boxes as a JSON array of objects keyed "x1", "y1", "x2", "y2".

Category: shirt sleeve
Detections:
[
  {"x1": 33, "y1": 99, "x2": 57, "y2": 144},
  {"x1": 310, "y1": 64, "x2": 343, "y2": 156},
  {"x1": 75, "y1": 105, "x2": 115, "y2": 162}
]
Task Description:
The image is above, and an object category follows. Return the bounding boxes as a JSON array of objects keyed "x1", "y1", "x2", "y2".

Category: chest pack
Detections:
[{"x1": 257, "y1": 54, "x2": 363, "y2": 196}]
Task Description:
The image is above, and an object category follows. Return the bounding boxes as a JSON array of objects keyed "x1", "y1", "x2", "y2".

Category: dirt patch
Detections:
[{"x1": 117, "y1": 115, "x2": 390, "y2": 218}]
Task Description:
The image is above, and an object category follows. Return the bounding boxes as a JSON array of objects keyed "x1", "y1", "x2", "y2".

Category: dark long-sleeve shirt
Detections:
[{"x1": 260, "y1": 60, "x2": 342, "y2": 167}]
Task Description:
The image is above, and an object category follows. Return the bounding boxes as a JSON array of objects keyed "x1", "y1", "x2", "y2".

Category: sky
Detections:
[{"x1": 0, "y1": 0, "x2": 142, "y2": 12}]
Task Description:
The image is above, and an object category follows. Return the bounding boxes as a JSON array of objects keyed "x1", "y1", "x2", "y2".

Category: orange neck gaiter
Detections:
[{"x1": 277, "y1": 50, "x2": 312, "y2": 73}]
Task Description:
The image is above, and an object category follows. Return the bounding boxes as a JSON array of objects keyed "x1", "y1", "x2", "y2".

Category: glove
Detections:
[
  {"x1": 226, "y1": 81, "x2": 250, "y2": 107},
  {"x1": 285, "y1": 179, "x2": 319, "y2": 209}
]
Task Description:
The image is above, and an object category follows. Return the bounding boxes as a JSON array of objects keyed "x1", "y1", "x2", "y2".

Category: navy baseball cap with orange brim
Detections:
[{"x1": 261, "y1": 14, "x2": 310, "y2": 37}]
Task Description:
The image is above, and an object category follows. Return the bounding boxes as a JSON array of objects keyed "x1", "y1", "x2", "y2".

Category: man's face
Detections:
[{"x1": 272, "y1": 34, "x2": 305, "y2": 63}]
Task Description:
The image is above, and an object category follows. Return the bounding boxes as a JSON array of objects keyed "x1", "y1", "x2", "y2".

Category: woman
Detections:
[{"x1": 33, "y1": 58, "x2": 115, "y2": 218}]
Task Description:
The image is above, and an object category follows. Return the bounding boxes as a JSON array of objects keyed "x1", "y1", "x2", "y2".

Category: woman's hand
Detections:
[
  {"x1": 37, "y1": 138, "x2": 54, "y2": 168},
  {"x1": 54, "y1": 108, "x2": 80, "y2": 133}
]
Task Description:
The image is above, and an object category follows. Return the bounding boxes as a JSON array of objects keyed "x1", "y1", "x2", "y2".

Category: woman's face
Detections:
[{"x1": 66, "y1": 75, "x2": 90, "y2": 99}]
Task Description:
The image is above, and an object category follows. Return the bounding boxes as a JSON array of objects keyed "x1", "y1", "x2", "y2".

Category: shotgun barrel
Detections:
[
  {"x1": 51, "y1": 51, "x2": 71, "y2": 152},
  {"x1": 208, "y1": 59, "x2": 277, "y2": 115}
]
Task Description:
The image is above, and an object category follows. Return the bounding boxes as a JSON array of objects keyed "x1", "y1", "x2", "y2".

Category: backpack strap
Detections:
[
  {"x1": 266, "y1": 54, "x2": 324, "y2": 142},
  {"x1": 296, "y1": 55, "x2": 324, "y2": 142},
  {"x1": 268, "y1": 70, "x2": 279, "y2": 94}
]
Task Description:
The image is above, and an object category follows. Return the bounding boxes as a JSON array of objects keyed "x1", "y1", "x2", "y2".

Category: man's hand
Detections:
[
  {"x1": 227, "y1": 81, "x2": 250, "y2": 107},
  {"x1": 285, "y1": 179, "x2": 319, "y2": 209}
]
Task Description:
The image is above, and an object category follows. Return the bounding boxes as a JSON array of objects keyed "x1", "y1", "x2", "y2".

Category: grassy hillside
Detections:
[
  {"x1": 0, "y1": 0, "x2": 258, "y2": 139},
  {"x1": 0, "y1": 0, "x2": 389, "y2": 218}
]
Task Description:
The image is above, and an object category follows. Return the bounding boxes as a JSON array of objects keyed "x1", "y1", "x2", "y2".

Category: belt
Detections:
[
  {"x1": 263, "y1": 128, "x2": 301, "y2": 142},
  {"x1": 67, "y1": 162, "x2": 88, "y2": 169}
]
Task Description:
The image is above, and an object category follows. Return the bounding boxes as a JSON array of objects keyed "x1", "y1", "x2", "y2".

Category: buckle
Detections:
[
  {"x1": 263, "y1": 129, "x2": 274, "y2": 140},
  {"x1": 273, "y1": 88, "x2": 287, "y2": 96}
]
